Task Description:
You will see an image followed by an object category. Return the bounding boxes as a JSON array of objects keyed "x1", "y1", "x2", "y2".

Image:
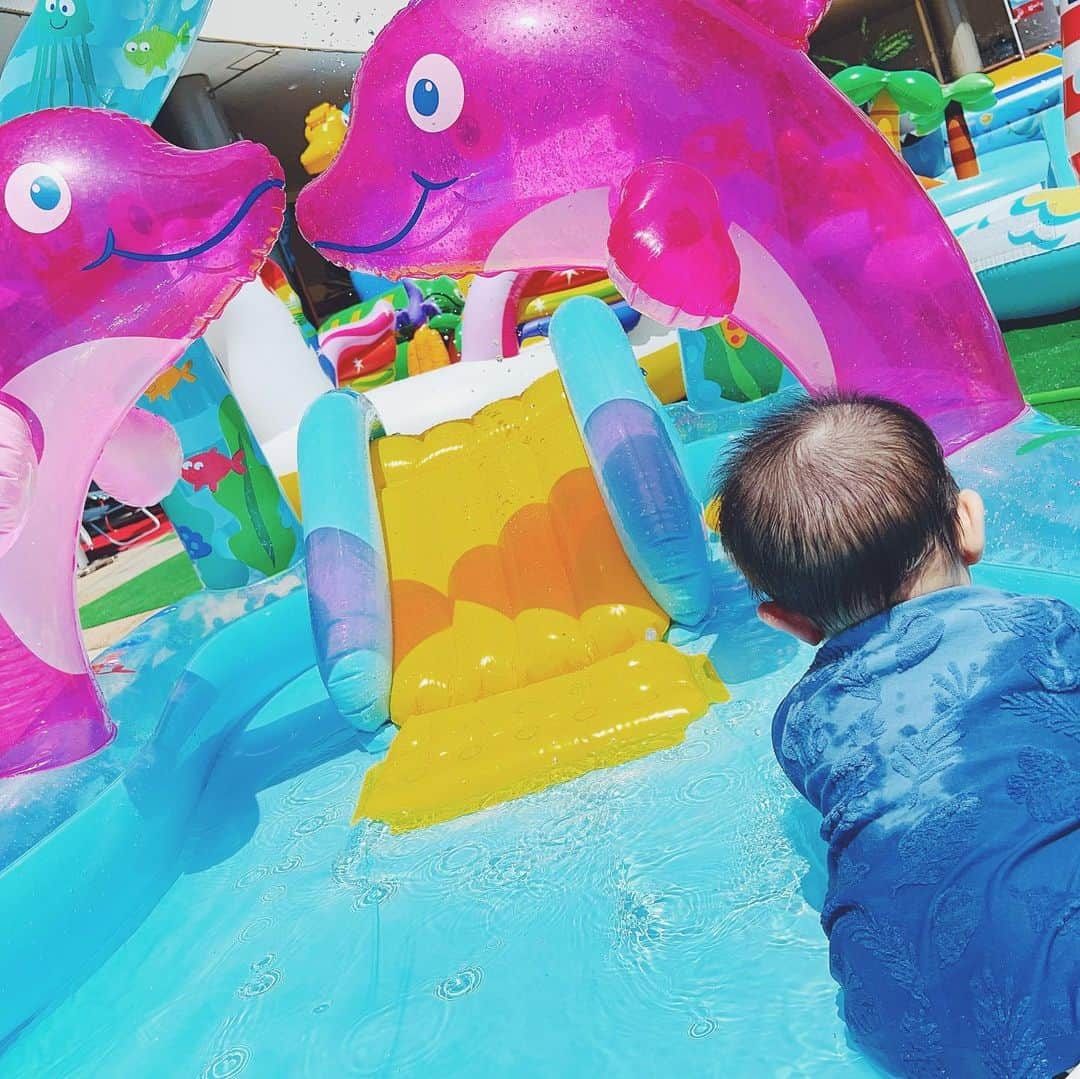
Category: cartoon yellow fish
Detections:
[{"x1": 144, "y1": 359, "x2": 196, "y2": 402}]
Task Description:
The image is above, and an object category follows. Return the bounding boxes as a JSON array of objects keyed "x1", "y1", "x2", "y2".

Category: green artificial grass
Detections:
[
  {"x1": 79, "y1": 552, "x2": 201, "y2": 630},
  {"x1": 1003, "y1": 313, "x2": 1080, "y2": 427}
]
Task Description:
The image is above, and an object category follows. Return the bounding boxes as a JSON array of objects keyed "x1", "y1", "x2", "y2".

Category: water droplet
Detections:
[
  {"x1": 434, "y1": 966, "x2": 483, "y2": 1000},
  {"x1": 313, "y1": 1002, "x2": 331, "y2": 1015}
]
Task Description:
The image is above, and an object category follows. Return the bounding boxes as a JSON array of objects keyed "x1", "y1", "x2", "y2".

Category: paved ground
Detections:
[{"x1": 77, "y1": 533, "x2": 184, "y2": 654}]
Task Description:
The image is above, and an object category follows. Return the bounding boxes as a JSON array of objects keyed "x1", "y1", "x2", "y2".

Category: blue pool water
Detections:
[
  {"x1": 4, "y1": 652, "x2": 887, "y2": 1078},
  {"x1": 4, "y1": 405, "x2": 1075, "y2": 1077}
]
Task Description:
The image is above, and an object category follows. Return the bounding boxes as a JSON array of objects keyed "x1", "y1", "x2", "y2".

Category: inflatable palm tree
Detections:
[{"x1": 833, "y1": 66, "x2": 997, "y2": 181}]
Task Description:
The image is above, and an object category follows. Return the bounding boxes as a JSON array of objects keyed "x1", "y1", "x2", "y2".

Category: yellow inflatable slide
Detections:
[{"x1": 354, "y1": 372, "x2": 727, "y2": 832}]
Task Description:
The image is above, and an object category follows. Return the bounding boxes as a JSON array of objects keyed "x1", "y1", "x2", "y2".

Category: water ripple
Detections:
[
  {"x1": 351, "y1": 879, "x2": 398, "y2": 908},
  {"x1": 235, "y1": 866, "x2": 269, "y2": 890},
  {"x1": 292, "y1": 808, "x2": 338, "y2": 836},
  {"x1": 237, "y1": 954, "x2": 282, "y2": 998},
  {"x1": 688, "y1": 1018, "x2": 720, "y2": 1039},
  {"x1": 202, "y1": 1047, "x2": 251, "y2": 1078},
  {"x1": 285, "y1": 761, "x2": 358, "y2": 807},
  {"x1": 677, "y1": 771, "x2": 733, "y2": 805},
  {"x1": 434, "y1": 966, "x2": 483, "y2": 1001},
  {"x1": 237, "y1": 917, "x2": 273, "y2": 944}
]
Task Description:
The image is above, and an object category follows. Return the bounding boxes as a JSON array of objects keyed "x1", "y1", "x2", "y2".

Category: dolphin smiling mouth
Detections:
[
  {"x1": 82, "y1": 178, "x2": 285, "y2": 271},
  {"x1": 313, "y1": 172, "x2": 458, "y2": 255}
]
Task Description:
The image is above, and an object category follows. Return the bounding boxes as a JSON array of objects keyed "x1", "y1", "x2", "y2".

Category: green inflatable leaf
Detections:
[
  {"x1": 213, "y1": 396, "x2": 298, "y2": 578},
  {"x1": 832, "y1": 65, "x2": 889, "y2": 107},
  {"x1": 700, "y1": 326, "x2": 784, "y2": 404}
]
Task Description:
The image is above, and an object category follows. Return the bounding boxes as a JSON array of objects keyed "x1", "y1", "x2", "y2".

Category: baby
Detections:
[{"x1": 715, "y1": 393, "x2": 1079, "y2": 1078}]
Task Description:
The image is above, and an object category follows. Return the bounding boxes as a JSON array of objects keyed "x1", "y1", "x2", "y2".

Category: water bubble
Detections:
[
  {"x1": 202, "y1": 1047, "x2": 250, "y2": 1078},
  {"x1": 434, "y1": 966, "x2": 483, "y2": 1000}
]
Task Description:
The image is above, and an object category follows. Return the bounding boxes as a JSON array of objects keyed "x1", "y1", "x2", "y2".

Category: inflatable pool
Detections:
[
  {"x1": 1, "y1": 0, "x2": 1078, "y2": 1075},
  {"x1": 906, "y1": 51, "x2": 1080, "y2": 320}
]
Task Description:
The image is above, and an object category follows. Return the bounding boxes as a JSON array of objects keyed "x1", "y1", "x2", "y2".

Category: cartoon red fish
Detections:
[
  {"x1": 91, "y1": 654, "x2": 135, "y2": 677},
  {"x1": 181, "y1": 448, "x2": 246, "y2": 493}
]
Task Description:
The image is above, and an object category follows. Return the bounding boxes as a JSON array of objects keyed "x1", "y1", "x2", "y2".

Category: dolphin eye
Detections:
[
  {"x1": 4, "y1": 162, "x2": 72, "y2": 235},
  {"x1": 406, "y1": 54, "x2": 464, "y2": 134}
]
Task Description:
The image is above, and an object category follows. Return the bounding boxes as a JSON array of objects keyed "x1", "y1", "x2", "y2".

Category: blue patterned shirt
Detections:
[{"x1": 773, "y1": 587, "x2": 1080, "y2": 1077}]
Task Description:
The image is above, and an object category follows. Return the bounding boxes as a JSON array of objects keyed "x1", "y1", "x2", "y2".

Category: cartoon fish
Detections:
[
  {"x1": 296, "y1": 0, "x2": 1023, "y2": 452},
  {"x1": 0, "y1": 108, "x2": 284, "y2": 777},
  {"x1": 123, "y1": 22, "x2": 191, "y2": 74},
  {"x1": 182, "y1": 448, "x2": 247, "y2": 493},
  {"x1": 144, "y1": 358, "x2": 196, "y2": 402},
  {"x1": 91, "y1": 653, "x2": 135, "y2": 676}
]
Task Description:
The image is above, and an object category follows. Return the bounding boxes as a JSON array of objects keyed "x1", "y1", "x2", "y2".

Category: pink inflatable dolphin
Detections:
[
  {"x1": 297, "y1": 0, "x2": 1023, "y2": 450},
  {"x1": 0, "y1": 108, "x2": 284, "y2": 777}
]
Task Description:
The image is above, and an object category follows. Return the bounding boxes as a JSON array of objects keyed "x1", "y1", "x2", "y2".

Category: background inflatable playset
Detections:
[{"x1": 0, "y1": 0, "x2": 1076, "y2": 1075}]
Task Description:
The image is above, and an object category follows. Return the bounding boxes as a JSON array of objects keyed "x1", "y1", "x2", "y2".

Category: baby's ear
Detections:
[
  {"x1": 957, "y1": 489, "x2": 986, "y2": 567},
  {"x1": 758, "y1": 602, "x2": 825, "y2": 646}
]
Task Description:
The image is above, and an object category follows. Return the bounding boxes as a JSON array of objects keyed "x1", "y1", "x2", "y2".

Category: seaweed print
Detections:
[
  {"x1": 835, "y1": 651, "x2": 882, "y2": 703},
  {"x1": 820, "y1": 750, "x2": 876, "y2": 845},
  {"x1": 891, "y1": 608, "x2": 946, "y2": 672},
  {"x1": 848, "y1": 909, "x2": 930, "y2": 1009},
  {"x1": 929, "y1": 884, "x2": 981, "y2": 967},
  {"x1": 900, "y1": 1008, "x2": 948, "y2": 1079},
  {"x1": 780, "y1": 698, "x2": 830, "y2": 771},
  {"x1": 1006, "y1": 747, "x2": 1080, "y2": 823},
  {"x1": 889, "y1": 662, "x2": 975, "y2": 806},
  {"x1": 978, "y1": 602, "x2": 1056, "y2": 637},
  {"x1": 894, "y1": 793, "x2": 980, "y2": 892},
  {"x1": 971, "y1": 969, "x2": 1050, "y2": 1079},
  {"x1": 1003, "y1": 691, "x2": 1080, "y2": 741}
]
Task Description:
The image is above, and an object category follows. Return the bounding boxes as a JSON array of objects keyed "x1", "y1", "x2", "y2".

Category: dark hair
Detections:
[{"x1": 715, "y1": 393, "x2": 963, "y2": 637}]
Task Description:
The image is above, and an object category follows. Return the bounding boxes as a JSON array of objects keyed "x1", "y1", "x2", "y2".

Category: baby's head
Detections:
[{"x1": 715, "y1": 393, "x2": 985, "y2": 644}]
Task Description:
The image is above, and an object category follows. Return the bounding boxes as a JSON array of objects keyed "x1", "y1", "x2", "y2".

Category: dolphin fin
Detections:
[
  {"x1": 95, "y1": 408, "x2": 182, "y2": 508},
  {"x1": 721, "y1": 0, "x2": 830, "y2": 48},
  {"x1": 0, "y1": 403, "x2": 37, "y2": 559},
  {"x1": 607, "y1": 160, "x2": 740, "y2": 331}
]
